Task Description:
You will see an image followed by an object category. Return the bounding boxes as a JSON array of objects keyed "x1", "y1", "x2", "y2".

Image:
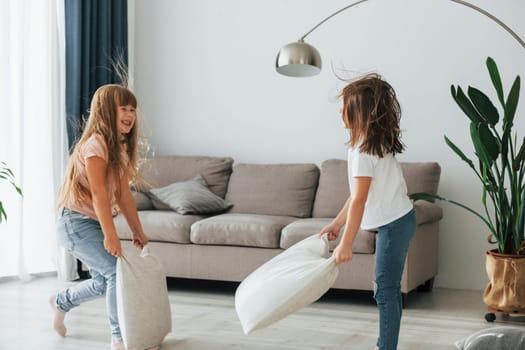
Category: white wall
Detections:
[{"x1": 130, "y1": 0, "x2": 525, "y2": 290}]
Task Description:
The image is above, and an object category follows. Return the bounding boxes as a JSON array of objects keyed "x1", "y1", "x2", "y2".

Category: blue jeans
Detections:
[
  {"x1": 55, "y1": 208, "x2": 121, "y2": 342},
  {"x1": 374, "y1": 208, "x2": 416, "y2": 350}
]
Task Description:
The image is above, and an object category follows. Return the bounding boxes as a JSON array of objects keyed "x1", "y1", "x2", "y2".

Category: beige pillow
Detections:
[
  {"x1": 400, "y1": 162, "x2": 441, "y2": 199},
  {"x1": 137, "y1": 155, "x2": 233, "y2": 198},
  {"x1": 312, "y1": 159, "x2": 349, "y2": 218},
  {"x1": 131, "y1": 190, "x2": 154, "y2": 210},
  {"x1": 225, "y1": 163, "x2": 319, "y2": 218},
  {"x1": 116, "y1": 245, "x2": 171, "y2": 349}
]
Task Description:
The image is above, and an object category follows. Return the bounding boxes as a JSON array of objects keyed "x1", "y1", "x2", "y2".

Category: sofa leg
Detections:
[
  {"x1": 417, "y1": 277, "x2": 435, "y2": 292},
  {"x1": 77, "y1": 260, "x2": 90, "y2": 280},
  {"x1": 402, "y1": 292, "x2": 408, "y2": 309}
]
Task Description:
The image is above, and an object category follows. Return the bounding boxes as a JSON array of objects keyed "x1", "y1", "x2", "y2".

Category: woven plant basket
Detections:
[{"x1": 483, "y1": 249, "x2": 525, "y2": 313}]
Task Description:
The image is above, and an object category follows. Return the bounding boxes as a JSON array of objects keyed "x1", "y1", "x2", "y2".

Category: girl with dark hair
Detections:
[{"x1": 320, "y1": 74, "x2": 415, "y2": 350}]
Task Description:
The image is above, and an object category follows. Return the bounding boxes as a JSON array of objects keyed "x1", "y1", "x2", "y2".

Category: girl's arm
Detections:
[
  {"x1": 117, "y1": 171, "x2": 149, "y2": 249},
  {"x1": 333, "y1": 176, "x2": 371, "y2": 264},
  {"x1": 85, "y1": 156, "x2": 122, "y2": 257},
  {"x1": 333, "y1": 197, "x2": 351, "y2": 228},
  {"x1": 319, "y1": 197, "x2": 351, "y2": 240}
]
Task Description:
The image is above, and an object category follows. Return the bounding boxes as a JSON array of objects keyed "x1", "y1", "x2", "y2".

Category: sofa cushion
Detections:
[
  {"x1": 135, "y1": 155, "x2": 233, "y2": 198},
  {"x1": 280, "y1": 218, "x2": 376, "y2": 254},
  {"x1": 312, "y1": 159, "x2": 442, "y2": 217},
  {"x1": 114, "y1": 210, "x2": 203, "y2": 243},
  {"x1": 148, "y1": 175, "x2": 233, "y2": 214},
  {"x1": 190, "y1": 213, "x2": 297, "y2": 248},
  {"x1": 312, "y1": 159, "x2": 349, "y2": 218},
  {"x1": 400, "y1": 162, "x2": 441, "y2": 198},
  {"x1": 225, "y1": 163, "x2": 320, "y2": 218}
]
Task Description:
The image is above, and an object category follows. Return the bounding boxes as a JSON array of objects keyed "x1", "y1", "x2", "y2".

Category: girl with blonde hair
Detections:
[
  {"x1": 50, "y1": 84, "x2": 156, "y2": 350},
  {"x1": 320, "y1": 73, "x2": 415, "y2": 350}
]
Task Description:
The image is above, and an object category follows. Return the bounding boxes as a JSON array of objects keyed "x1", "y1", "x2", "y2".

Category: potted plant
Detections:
[
  {"x1": 411, "y1": 57, "x2": 525, "y2": 318},
  {"x1": 0, "y1": 161, "x2": 23, "y2": 223}
]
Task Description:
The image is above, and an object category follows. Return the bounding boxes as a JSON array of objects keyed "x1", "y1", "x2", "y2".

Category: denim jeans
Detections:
[
  {"x1": 374, "y1": 208, "x2": 416, "y2": 350},
  {"x1": 55, "y1": 208, "x2": 121, "y2": 342}
]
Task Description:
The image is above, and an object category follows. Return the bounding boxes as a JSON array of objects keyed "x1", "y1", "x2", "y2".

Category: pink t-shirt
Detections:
[{"x1": 65, "y1": 134, "x2": 128, "y2": 220}]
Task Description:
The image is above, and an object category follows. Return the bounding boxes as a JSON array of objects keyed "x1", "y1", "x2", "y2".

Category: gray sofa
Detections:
[{"x1": 114, "y1": 155, "x2": 442, "y2": 300}]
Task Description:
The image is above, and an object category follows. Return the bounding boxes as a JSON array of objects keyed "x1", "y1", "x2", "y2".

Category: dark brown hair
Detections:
[{"x1": 340, "y1": 73, "x2": 405, "y2": 157}]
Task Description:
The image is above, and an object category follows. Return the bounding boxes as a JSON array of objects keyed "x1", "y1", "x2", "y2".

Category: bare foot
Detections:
[
  {"x1": 145, "y1": 347, "x2": 160, "y2": 350},
  {"x1": 111, "y1": 342, "x2": 126, "y2": 350},
  {"x1": 48, "y1": 295, "x2": 66, "y2": 337}
]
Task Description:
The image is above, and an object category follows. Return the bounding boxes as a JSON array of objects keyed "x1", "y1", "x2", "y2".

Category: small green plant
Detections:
[
  {"x1": 411, "y1": 57, "x2": 525, "y2": 255},
  {"x1": 0, "y1": 161, "x2": 23, "y2": 223}
]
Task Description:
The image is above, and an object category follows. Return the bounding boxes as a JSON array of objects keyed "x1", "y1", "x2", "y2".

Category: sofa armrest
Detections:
[
  {"x1": 402, "y1": 219, "x2": 440, "y2": 294},
  {"x1": 414, "y1": 200, "x2": 442, "y2": 226}
]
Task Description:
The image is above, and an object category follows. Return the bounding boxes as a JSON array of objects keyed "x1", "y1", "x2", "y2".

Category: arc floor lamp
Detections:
[{"x1": 275, "y1": 0, "x2": 525, "y2": 77}]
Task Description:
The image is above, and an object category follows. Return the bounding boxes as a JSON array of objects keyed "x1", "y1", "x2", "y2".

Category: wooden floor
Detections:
[{"x1": 0, "y1": 275, "x2": 524, "y2": 350}]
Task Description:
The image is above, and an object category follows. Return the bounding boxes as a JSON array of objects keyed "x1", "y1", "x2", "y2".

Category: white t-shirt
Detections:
[{"x1": 347, "y1": 147, "x2": 413, "y2": 230}]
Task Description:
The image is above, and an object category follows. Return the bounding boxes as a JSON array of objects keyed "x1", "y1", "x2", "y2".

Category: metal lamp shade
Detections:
[
  {"x1": 274, "y1": 1, "x2": 525, "y2": 78},
  {"x1": 275, "y1": 41, "x2": 322, "y2": 77}
]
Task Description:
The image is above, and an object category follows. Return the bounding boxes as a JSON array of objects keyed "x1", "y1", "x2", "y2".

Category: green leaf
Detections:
[
  {"x1": 516, "y1": 186, "x2": 525, "y2": 252},
  {"x1": 0, "y1": 161, "x2": 23, "y2": 223},
  {"x1": 13, "y1": 184, "x2": 23, "y2": 196},
  {"x1": 500, "y1": 127, "x2": 511, "y2": 169},
  {"x1": 0, "y1": 170, "x2": 14, "y2": 178},
  {"x1": 468, "y1": 86, "x2": 499, "y2": 125},
  {"x1": 451, "y1": 85, "x2": 483, "y2": 123},
  {"x1": 0, "y1": 167, "x2": 15, "y2": 178},
  {"x1": 0, "y1": 201, "x2": 6, "y2": 223},
  {"x1": 444, "y1": 135, "x2": 477, "y2": 170},
  {"x1": 477, "y1": 123, "x2": 499, "y2": 161},
  {"x1": 504, "y1": 75, "x2": 520, "y2": 126},
  {"x1": 470, "y1": 123, "x2": 493, "y2": 167},
  {"x1": 513, "y1": 137, "x2": 525, "y2": 171},
  {"x1": 486, "y1": 57, "x2": 505, "y2": 107}
]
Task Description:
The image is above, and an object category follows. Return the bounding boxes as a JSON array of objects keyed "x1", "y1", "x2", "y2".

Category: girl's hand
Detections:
[
  {"x1": 333, "y1": 243, "x2": 353, "y2": 264},
  {"x1": 104, "y1": 234, "x2": 122, "y2": 257},
  {"x1": 131, "y1": 232, "x2": 149, "y2": 249},
  {"x1": 319, "y1": 222, "x2": 342, "y2": 241}
]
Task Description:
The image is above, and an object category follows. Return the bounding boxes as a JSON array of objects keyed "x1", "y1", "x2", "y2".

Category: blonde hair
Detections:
[
  {"x1": 58, "y1": 84, "x2": 138, "y2": 208},
  {"x1": 340, "y1": 73, "x2": 405, "y2": 157}
]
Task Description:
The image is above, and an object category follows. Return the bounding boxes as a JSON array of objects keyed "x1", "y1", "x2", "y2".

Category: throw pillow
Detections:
[
  {"x1": 148, "y1": 175, "x2": 233, "y2": 215},
  {"x1": 116, "y1": 245, "x2": 171, "y2": 349},
  {"x1": 131, "y1": 190, "x2": 154, "y2": 210},
  {"x1": 235, "y1": 234, "x2": 339, "y2": 334}
]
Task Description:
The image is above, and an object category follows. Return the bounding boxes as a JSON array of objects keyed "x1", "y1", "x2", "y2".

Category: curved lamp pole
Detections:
[{"x1": 275, "y1": 0, "x2": 525, "y2": 77}]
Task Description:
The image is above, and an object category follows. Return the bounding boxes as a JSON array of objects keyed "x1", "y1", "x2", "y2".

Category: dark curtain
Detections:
[
  {"x1": 65, "y1": 0, "x2": 128, "y2": 150},
  {"x1": 64, "y1": 0, "x2": 128, "y2": 279}
]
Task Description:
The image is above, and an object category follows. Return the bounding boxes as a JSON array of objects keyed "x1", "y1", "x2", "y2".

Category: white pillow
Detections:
[
  {"x1": 455, "y1": 327, "x2": 525, "y2": 350},
  {"x1": 116, "y1": 245, "x2": 172, "y2": 350},
  {"x1": 235, "y1": 234, "x2": 339, "y2": 334}
]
